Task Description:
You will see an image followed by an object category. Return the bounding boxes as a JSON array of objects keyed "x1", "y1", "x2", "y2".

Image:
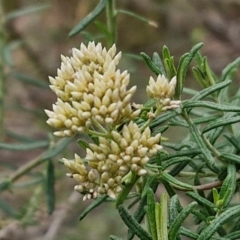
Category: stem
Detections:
[
  {"x1": 6, "y1": 138, "x2": 71, "y2": 184},
  {"x1": 0, "y1": 1, "x2": 6, "y2": 141},
  {"x1": 106, "y1": 0, "x2": 116, "y2": 47}
]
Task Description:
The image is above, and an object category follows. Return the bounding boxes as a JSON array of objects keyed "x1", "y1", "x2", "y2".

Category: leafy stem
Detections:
[{"x1": 106, "y1": 0, "x2": 116, "y2": 47}]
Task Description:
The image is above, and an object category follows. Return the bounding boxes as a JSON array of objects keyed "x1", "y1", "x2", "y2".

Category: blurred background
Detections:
[{"x1": 0, "y1": 0, "x2": 240, "y2": 239}]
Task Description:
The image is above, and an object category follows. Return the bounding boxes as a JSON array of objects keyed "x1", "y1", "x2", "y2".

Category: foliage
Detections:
[{"x1": 1, "y1": 1, "x2": 240, "y2": 240}]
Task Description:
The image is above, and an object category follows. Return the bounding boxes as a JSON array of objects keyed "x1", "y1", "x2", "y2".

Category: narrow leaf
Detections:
[
  {"x1": 117, "y1": 9, "x2": 157, "y2": 28},
  {"x1": 191, "y1": 79, "x2": 232, "y2": 101},
  {"x1": 152, "y1": 52, "x2": 166, "y2": 76},
  {"x1": 168, "y1": 201, "x2": 197, "y2": 239},
  {"x1": 161, "y1": 172, "x2": 193, "y2": 190},
  {"x1": 42, "y1": 138, "x2": 72, "y2": 160},
  {"x1": 12, "y1": 72, "x2": 49, "y2": 89},
  {"x1": 198, "y1": 205, "x2": 240, "y2": 240},
  {"x1": 69, "y1": 0, "x2": 107, "y2": 37},
  {"x1": 221, "y1": 57, "x2": 240, "y2": 82},
  {"x1": 202, "y1": 116, "x2": 240, "y2": 133},
  {"x1": 147, "y1": 189, "x2": 158, "y2": 240},
  {"x1": 46, "y1": 160, "x2": 55, "y2": 214},
  {"x1": 140, "y1": 52, "x2": 163, "y2": 76},
  {"x1": 116, "y1": 176, "x2": 139, "y2": 208},
  {"x1": 158, "y1": 193, "x2": 168, "y2": 240},
  {"x1": 186, "y1": 191, "x2": 215, "y2": 209},
  {"x1": 109, "y1": 236, "x2": 123, "y2": 240},
  {"x1": 118, "y1": 205, "x2": 152, "y2": 240},
  {"x1": 0, "y1": 198, "x2": 18, "y2": 217},
  {"x1": 77, "y1": 139, "x2": 90, "y2": 150},
  {"x1": 175, "y1": 53, "x2": 189, "y2": 99},
  {"x1": 6, "y1": 3, "x2": 50, "y2": 20},
  {"x1": 162, "y1": 156, "x2": 191, "y2": 170},
  {"x1": 169, "y1": 195, "x2": 181, "y2": 227},
  {"x1": 142, "y1": 174, "x2": 158, "y2": 198},
  {"x1": 79, "y1": 195, "x2": 107, "y2": 221},
  {"x1": 150, "y1": 111, "x2": 178, "y2": 128},
  {"x1": 220, "y1": 153, "x2": 240, "y2": 165},
  {"x1": 183, "y1": 100, "x2": 240, "y2": 112},
  {"x1": 0, "y1": 140, "x2": 49, "y2": 151},
  {"x1": 218, "y1": 164, "x2": 236, "y2": 208}
]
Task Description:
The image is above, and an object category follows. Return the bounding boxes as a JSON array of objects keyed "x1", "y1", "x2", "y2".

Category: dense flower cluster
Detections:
[
  {"x1": 63, "y1": 121, "x2": 162, "y2": 200},
  {"x1": 146, "y1": 74, "x2": 180, "y2": 109},
  {"x1": 45, "y1": 42, "x2": 180, "y2": 200},
  {"x1": 45, "y1": 42, "x2": 139, "y2": 137}
]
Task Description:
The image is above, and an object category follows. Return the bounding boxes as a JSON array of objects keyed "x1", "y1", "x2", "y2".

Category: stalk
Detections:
[{"x1": 106, "y1": 0, "x2": 116, "y2": 47}]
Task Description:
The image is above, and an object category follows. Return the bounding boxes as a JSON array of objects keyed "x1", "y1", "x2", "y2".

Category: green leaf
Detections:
[
  {"x1": 141, "y1": 174, "x2": 158, "y2": 198},
  {"x1": 140, "y1": 52, "x2": 163, "y2": 76},
  {"x1": 225, "y1": 230, "x2": 240, "y2": 239},
  {"x1": 46, "y1": 160, "x2": 55, "y2": 214},
  {"x1": 116, "y1": 176, "x2": 139, "y2": 208},
  {"x1": 183, "y1": 100, "x2": 240, "y2": 112},
  {"x1": 198, "y1": 205, "x2": 240, "y2": 240},
  {"x1": 168, "y1": 201, "x2": 197, "y2": 239},
  {"x1": 5, "y1": 131, "x2": 38, "y2": 142},
  {"x1": 161, "y1": 178, "x2": 176, "y2": 197},
  {"x1": 180, "y1": 227, "x2": 199, "y2": 239},
  {"x1": 109, "y1": 236, "x2": 123, "y2": 240},
  {"x1": 118, "y1": 205, "x2": 152, "y2": 240},
  {"x1": 6, "y1": 3, "x2": 50, "y2": 21},
  {"x1": 69, "y1": 0, "x2": 107, "y2": 37},
  {"x1": 150, "y1": 111, "x2": 178, "y2": 128},
  {"x1": 147, "y1": 189, "x2": 157, "y2": 240},
  {"x1": 0, "y1": 140, "x2": 49, "y2": 151},
  {"x1": 203, "y1": 57, "x2": 216, "y2": 87},
  {"x1": 182, "y1": 115, "x2": 218, "y2": 172},
  {"x1": 12, "y1": 72, "x2": 49, "y2": 89},
  {"x1": 152, "y1": 52, "x2": 166, "y2": 76},
  {"x1": 175, "y1": 43, "x2": 204, "y2": 99},
  {"x1": 160, "y1": 172, "x2": 193, "y2": 190},
  {"x1": 207, "y1": 126, "x2": 224, "y2": 145},
  {"x1": 162, "y1": 156, "x2": 191, "y2": 170},
  {"x1": 224, "y1": 133, "x2": 240, "y2": 151},
  {"x1": 220, "y1": 153, "x2": 240, "y2": 165},
  {"x1": 221, "y1": 57, "x2": 240, "y2": 82},
  {"x1": 162, "y1": 45, "x2": 176, "y2": 79},
  {"x1": 94, "y1": 20, "x2": 111, "y2": 38},
  {"x1": 218, "y1": 164, "x2": 236, "y2": 208},
  {"x1": 42, "y1": 138, "x2": 72, "y2": 160},
  {"x1": 192, "y1": 66, "x2": 208, "y2": 89},
  {"x1": 79, "y1": 195, "x2": 108, "y2": 221},
  {"x1": 169, "y1": 195, "x2": 181, "y2": 227},
  {"x1": 193, "y1": 115, "x2": 221, "y2": 125},
  {"x1": 161, "y1": 149, "x2": 200, "y2": 161},
  {"x1": 191, "y1": 79, "x2": 232, "y2": 101},
  {"x1": 186, "y1": 192, "x2": 215, "y2": 209},
  {"x1": 175, "y1": 53, "x2": 189, "y2": 99},
  {"x1": 77, "y1": 139, "x2": 90, "y2": 150},
  {"x1": 0, "y1": 179, "x2": 11, "y2": 192},
  {"x1": 117, "y1": 9, "x2": 157, "y2": 27},
  {"x1": 0, "y1": 198, "x2": 18, "y2": 217},
  {"x1": 157, "y1": 193, "x2": 168, "y2": 240},
  {"x1": 202, "y1": 116, "x2": 240, "y2": 133}
]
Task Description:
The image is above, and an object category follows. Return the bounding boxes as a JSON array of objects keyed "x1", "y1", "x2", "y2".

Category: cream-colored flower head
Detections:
[
  {"x1": 63, "y1": 121, "x2": 162, "y2": 200},
  {"x1": 146, "y1": 74, "x2": 177, "y2": 106},
  {"x1": 45, "y1": 42, "x2": 139, "y2": 137}
]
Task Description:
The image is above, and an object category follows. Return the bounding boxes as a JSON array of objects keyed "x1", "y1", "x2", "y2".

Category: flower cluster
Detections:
[
  {"x1": 63, "y1": 121, "x2": 162, "y2": 200},
  {"x1": 45, "y1": 42, "x2": 139, "y2": 137},
  {"x1": 45, "y1": 42, "x2": 179, "y2": 200},
  {"x1": 146, "y1": 74, "x2": 180, "y2": 110}
]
